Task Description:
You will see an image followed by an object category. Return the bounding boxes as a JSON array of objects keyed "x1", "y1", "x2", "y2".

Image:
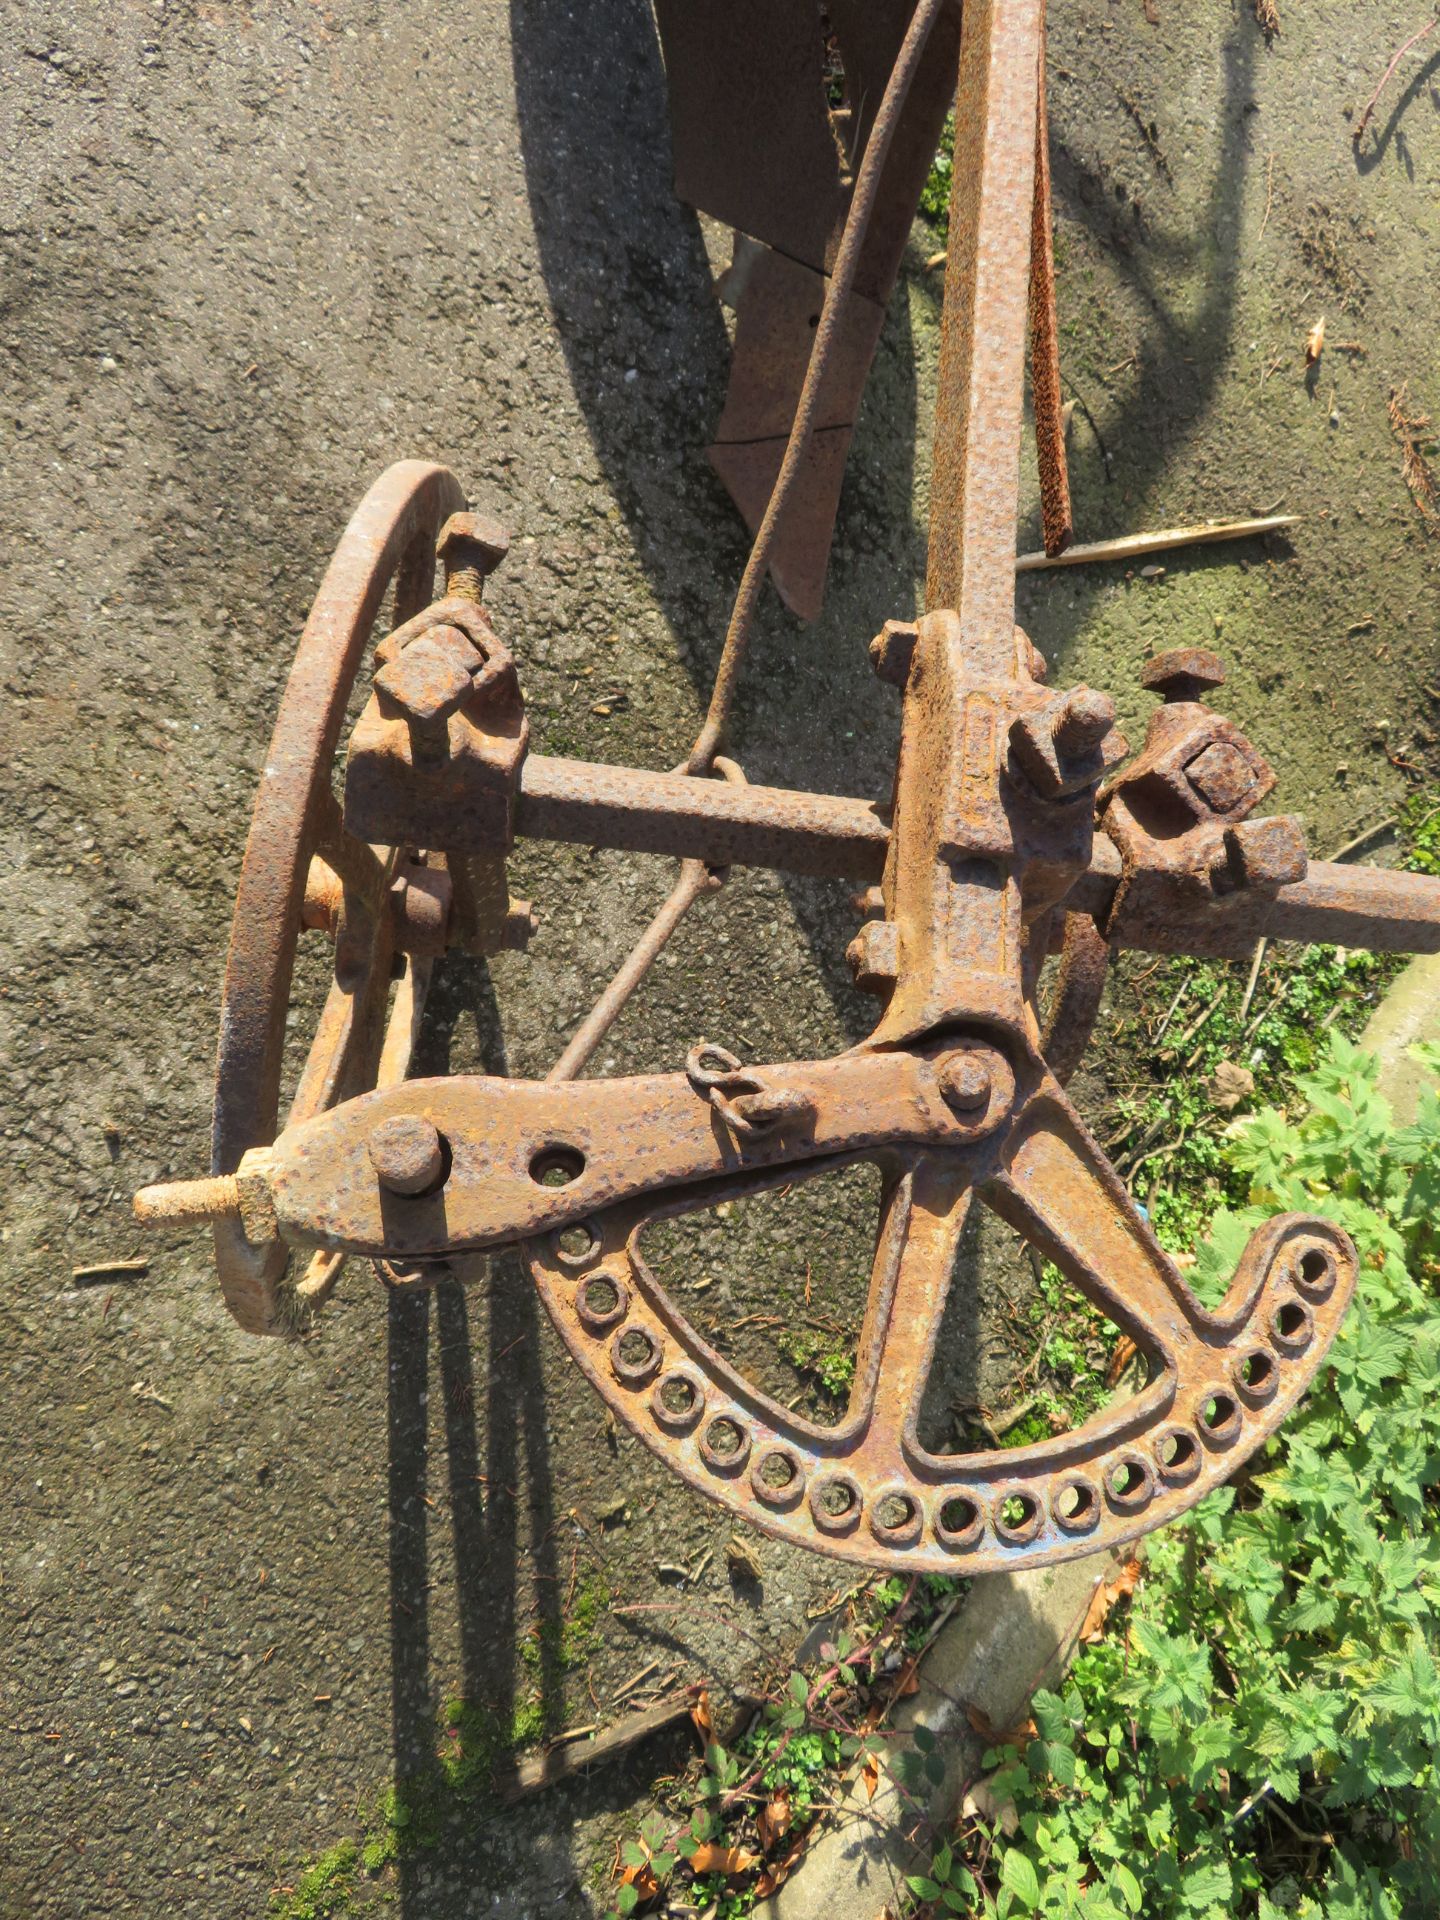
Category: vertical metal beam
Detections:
[{"x1": 924, "y1": 0, "x2": 1043, "y2": 661}]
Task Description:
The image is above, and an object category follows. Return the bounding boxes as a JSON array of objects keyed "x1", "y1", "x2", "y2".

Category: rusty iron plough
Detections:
[{"x1": 136, "y1": 1, "x2": 1440, "y2": 1577}]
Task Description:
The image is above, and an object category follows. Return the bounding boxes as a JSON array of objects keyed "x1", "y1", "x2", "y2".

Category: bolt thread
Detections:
[
  {"x1": 446, "y1": 559, "x2": 485, "y2": 605},
  {"x1": 133, "y1": 1174, "x2": 240, "y2": 1227}
]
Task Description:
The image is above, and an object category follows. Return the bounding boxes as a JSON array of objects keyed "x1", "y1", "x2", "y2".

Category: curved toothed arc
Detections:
[{"x1": 526, "y1": 1094, "x2": 1355, "y2": 1574}]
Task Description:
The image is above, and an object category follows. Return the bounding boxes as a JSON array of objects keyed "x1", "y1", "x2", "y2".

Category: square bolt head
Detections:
[
  {"x1": 846, "y1": 919, "x2": 898, "y2": 996},
  {"x1": 1185, "y1": 739, "x2": 1257, "y2": 816},
  {"x1": 869, "y1": 619, "x2": 918, "y2": 687},
  {"x1": 375, "y1": 628, "x2": 482, "y2": 727},
  {"x1": 436, "y1": 511, "x2": 511, "y2": 572},
  {"x1": 1223, "y1": 814, "x2": 1308, "y2": 889}
]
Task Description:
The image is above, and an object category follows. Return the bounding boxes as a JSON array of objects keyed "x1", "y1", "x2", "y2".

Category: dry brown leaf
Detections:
[
  {"x1": 617, "y1": 1861, "x2": 659, "y2": 1901},
  {"x1": 1080, "y1": 1555, "x2": 1144, "y2": 1643},
  {"x1": 689, "y1": 1843, "x2": 760, "y2": 1877},
  {"x1": 963, "y1": 1773, "x2": 1020, "y2": 1836},
  {"x1": 1211, "y1": 1060, "x2": 1255, "y2": 1112},
  {"x1": 1305, "y1": 316, "x2": 1326, "y2": 366},
  {"x1": 755, "y1": 1835, "x2": 811, "y2": 1899},
  {"x1": 966, "y1": 1701, "x2": 1037, "y2": 1747},
  {"x1": 1105, "y1": 1335, "x2": 1139, "y2": 1389},
  {"x1": 860, "y1": 1754, "x2": 881, "y2": 1802},
  {"x1": 892, "y1": 1658, "x2": 921, "y2": 1699},
  {"x1": 689, "y1": 1687, "x2": 712, "y2": 1744},
  {"x1": 757, "y1": 1790, "x2": 791, "y2": 1849}
]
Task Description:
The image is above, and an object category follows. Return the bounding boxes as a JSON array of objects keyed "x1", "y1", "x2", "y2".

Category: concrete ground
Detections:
[{"x1": 2, "y1": 2, "x2": 1438, "y2": 1915}]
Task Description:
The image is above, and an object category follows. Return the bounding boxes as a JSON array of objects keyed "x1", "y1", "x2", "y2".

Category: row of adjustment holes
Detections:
[{"x1": 572, "y1": 1249, "x2": 1332, "y2": 1545}]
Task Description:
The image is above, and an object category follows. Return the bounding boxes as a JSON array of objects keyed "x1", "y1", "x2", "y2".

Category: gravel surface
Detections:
[{"x1": 3, "y1": 2, "x2": 1438, "y2": 1914}]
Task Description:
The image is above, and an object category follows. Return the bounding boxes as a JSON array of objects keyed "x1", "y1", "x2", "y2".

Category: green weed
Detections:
[
  {"x1": 271, "y1": 1837, "x2": 360, "y2": 1920},
  {"x1": 776, "y1": 1326, "x2": 856, "y2": 1402},
  {"x1": 914, "y1": 1031, "x2": 1440, "y2": 1918}
]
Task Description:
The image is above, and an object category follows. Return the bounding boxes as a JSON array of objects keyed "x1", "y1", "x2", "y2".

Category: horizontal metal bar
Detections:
[
  {"x1": 1080, "y1": 850, "x2": 1440, "y2": 960},
  {"x1": 516, "y1": 755, "x2": 892, "y2": 881},
  {"x1": 516, "y1": 758, "x2": 1440, "y2": 961},
  {"x1": 1242, "y1": 860, "x2": 1440, "y2": 956}
]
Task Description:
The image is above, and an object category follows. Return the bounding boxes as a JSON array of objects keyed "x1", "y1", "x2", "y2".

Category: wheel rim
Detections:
[{"x1": 211, "y1": 459, "x2": 466, "y2": 1331}]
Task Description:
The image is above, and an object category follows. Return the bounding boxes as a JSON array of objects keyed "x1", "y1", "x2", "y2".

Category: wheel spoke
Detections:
[
  {"x1": 985, "y1": 1080, "x2": 1205, "y2": 1361},
  {"x1": 851, "y1": 1153, "x2": 973, "y2": 1467}
]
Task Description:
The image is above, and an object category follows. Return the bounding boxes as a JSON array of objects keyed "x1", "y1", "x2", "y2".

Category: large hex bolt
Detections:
[
  {"x1": 368, "y1": 1115, "x2": 446, "y2": 1196},
  {"x1": 1141, "y1": 648, "x2": 1226, "y2": 705},
  {"x1": 1185, "y1": 739, "x2": 1258, "y2": 815},
  {"x1": 437, "y1": 511, "x2": 510, "y2": 606}
]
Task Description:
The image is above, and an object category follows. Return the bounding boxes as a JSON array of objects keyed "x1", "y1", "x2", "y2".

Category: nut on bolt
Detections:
[
  {"x1": 368, "y1": 1115, "x2": 446, "y2": 1195},
  {"x1": 1185, "y1": 739, "x2": 1257, "y2": 816},
  {"x1": 374, "y1": 626, "x2": 482, "y2": 763},
  {"x1": 940, "y1": 1053, "x2": 992, "y2": 1114},
  {"x1": 1222, "y1": 815, "x2": 1308, "y2": 889}
]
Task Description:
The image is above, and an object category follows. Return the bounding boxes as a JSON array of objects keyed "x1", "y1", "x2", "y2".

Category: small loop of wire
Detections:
[{"x1": 684, "y1": 1042, "x2": 814, "y2": 1141}]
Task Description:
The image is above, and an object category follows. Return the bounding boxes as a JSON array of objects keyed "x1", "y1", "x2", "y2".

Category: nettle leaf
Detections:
[
  {"x1": 1180, "y1": 1857, "x2": 1233, "y2": 1908},
  {"x1": 1028, "y1": 1738, "x2": 1076, "y2": 1787},
  {"x1": 1284, "y1": 1582, "x2": 1339, "y2": 1632},
  {"x1": 1031, "y1": 1689, "x2": 1066, "y2": 1742},
  {"x1": 906, "y1": 1876, "x2": 943, "y2": 1901},
  {"x1": 1110, "y1": 1861, "x2": 1143, "y2": 1913},
  {"x1": 999, "y1": 1848, "x2": 1041, "y2": 1910}
]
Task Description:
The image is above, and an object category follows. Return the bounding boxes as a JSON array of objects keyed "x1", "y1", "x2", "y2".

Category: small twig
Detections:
[
  {"x1": 1257, "y1": 149, "x2": 1275, "y2": 242},
  {"x1": 1151, "y1": 976, "x2": 1192, "y2": 1048},
  {"x1": 1265, "y1": 1794, "x2": 1334, "y2": 1846},
  {"x1": 1325, "y1": 816, "x2": 1397, "y2": 863},
  {"x1": 1016, "y1": 514, "x2": 1298, "y2": 572},
  {"x1": 1237, "y1": 938, "x2": 1268, "y2": 1025},
  {"x1": 1127, "y1": 1139, "x2": 1183, "y2": 1182},
  {"x1": 1061, "y1": 384, "x2": 1114, "y2": 482},
  {"x1": 547, "y1": 1722, "x2": 600, "y2": 1747},
  {"x1": 613, "y1": 1659, "x2": 661, "y2": 1704},
  {"x1": 1352, "y1": 14, "x2": 1440, "y2": 148},
  {"x1": 1172, "y1": 994, "x2": 1221, "y2": 1054},
  {"x1": 496, "y1": 1691, "x2": 697, "y2": 1804},
  {"x1": 1239, "y1": 982, "x2": 1286, "y2": 1051},
  {"x1": 72, "y1": 1259, "x2": 148, "y2": 1284}
]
